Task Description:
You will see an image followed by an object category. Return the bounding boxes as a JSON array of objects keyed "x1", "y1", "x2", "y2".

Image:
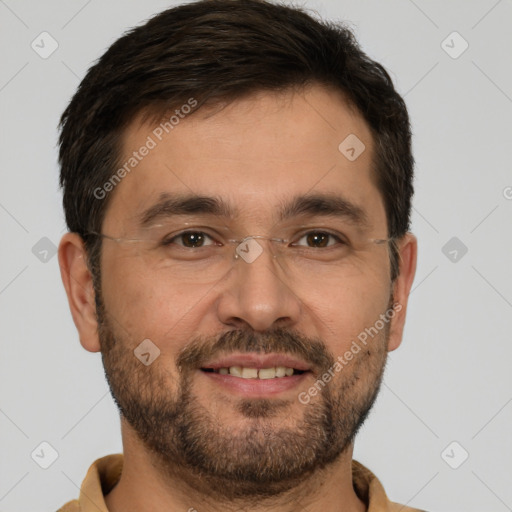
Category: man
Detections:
[{"x1": 57, "y1": 0, "x2": 421, "y2": 510}]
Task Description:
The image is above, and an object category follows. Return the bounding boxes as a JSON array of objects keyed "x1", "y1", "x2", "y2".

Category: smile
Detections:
[{"x1": 201, "y1": 366, "x2": 307, "y2": 379}]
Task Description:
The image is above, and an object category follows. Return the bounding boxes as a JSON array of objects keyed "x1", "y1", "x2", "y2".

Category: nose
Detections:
[{"x1": 215, "y1": 238, "x2": 302, "y2": 332}]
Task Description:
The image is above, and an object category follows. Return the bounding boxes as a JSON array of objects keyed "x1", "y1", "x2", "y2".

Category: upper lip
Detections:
[{"x1": 201, "y1": 353, "x2": 312, "y2": 371}]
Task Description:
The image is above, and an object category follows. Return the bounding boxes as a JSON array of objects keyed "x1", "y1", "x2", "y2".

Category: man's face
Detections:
[{"x1": 94, "y1": 85, "x2": 400, "y2": 497}]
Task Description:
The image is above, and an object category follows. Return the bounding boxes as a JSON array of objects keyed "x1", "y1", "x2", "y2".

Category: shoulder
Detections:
[
  {"x1": 56, "y1": 499, "x2": 79, "y2": 511},
  {"x1": 389, "y1": 501, "x2": 429, "y2": 512}
]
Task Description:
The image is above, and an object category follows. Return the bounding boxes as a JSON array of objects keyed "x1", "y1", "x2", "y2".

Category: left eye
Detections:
[{"x1": 293, "y1": 231, "x2": 344, "y2": 248}]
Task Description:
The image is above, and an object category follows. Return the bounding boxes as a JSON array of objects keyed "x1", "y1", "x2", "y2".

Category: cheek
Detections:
[
  {"x1": 100, "y1": 252, "x2": 213, "y2": 346},
  {"x1": 303, "y1": 262, "x2": 391, "y2": 358},
  {"x1": 316, "y1": 288, "x2": 390, "y2": 395}
]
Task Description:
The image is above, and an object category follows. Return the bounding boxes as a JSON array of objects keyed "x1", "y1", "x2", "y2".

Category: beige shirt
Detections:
[{"x1": 58, "y1": 454, "x2": 426, "y2": 511}]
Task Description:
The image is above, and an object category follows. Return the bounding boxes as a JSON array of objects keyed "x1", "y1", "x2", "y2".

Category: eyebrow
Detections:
[
  {"x1": 279, "y1": 193, "x2": 369, "y2": 229},
  {"x1": 138, "y1": 192, "x2": 370, "y2": 229},
  {"x1": 138, "y1": 193, "x2": 235, "y2": 226}
]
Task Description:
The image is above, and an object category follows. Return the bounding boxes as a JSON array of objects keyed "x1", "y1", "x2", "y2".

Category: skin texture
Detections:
[{"x1": 59, "y1": 84, "x2": 417, "y2": 512}]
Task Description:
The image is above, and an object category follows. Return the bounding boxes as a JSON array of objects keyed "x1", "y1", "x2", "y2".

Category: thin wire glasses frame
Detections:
[{"x1": 85, "y1": 229, "x2": 396, "y2": 260}]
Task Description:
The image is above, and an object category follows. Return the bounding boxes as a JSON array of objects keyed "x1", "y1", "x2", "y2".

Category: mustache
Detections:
[{"x1": 176, "y1": 327, "x2": 334, "y2": 374}]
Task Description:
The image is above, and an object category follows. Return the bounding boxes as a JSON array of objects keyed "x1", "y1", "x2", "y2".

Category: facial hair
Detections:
[{"x1": 97, "y1": 293, "x2": 390, "y2": 502}]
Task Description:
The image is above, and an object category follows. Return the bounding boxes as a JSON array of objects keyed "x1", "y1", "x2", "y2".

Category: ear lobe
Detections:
[
  {"x1": 387, "y1": 233, "x2": 418, "y2": 352},
  {"x1": 58, "y1": 232, "x2": 101, "y2": 353}
]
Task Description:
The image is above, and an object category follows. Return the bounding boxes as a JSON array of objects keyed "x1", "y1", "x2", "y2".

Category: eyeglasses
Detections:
[{"x1": 87, "y1": 222, "x2": 395, "y2": 286}]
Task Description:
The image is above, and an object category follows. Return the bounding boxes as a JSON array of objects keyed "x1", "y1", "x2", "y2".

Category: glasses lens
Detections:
[{"x1": 101, "y1": 224, "x2": 391, "y2": 286}]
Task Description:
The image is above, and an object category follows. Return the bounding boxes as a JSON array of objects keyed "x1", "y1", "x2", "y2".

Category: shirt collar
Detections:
[{"x1": 64, "y1": 454, "x2": 423, "y2": 512}]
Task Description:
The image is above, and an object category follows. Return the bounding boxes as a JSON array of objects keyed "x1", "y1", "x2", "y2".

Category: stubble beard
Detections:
[{"x1": 96, "y1": 293, "x2": 389, "y2": 501}]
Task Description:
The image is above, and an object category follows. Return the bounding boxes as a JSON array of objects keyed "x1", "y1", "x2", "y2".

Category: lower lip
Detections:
[{"x1": 198, "y1": 370, "x2": 310, "y2": 397}]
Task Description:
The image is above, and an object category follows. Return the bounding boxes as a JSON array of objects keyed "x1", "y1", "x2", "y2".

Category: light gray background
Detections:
[{"x1": 1, "y1": 0, "x2": 511, "y2": 510}]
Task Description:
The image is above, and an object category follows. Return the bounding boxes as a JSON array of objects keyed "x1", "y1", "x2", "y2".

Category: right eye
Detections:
[{"x1": 163, "y1": 231, "x2": 218, "y2": 248}]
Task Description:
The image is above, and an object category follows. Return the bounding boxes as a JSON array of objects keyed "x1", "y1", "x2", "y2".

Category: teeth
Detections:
[
  {"x1": 275, "y1": 366, "x2": 286, "y2": 377},
  {"x1": 229, "y1": 366, "x2": 243, "y2": 377},
  {"x1": 241, "y1": 367, "x2": 258, "y2": 379},
  {"x1": 258, "y1": 368, "x2": 276, "y2": 379},
  {"x1": 215, "y1": 366, "x2": 300, "y2": 379}
]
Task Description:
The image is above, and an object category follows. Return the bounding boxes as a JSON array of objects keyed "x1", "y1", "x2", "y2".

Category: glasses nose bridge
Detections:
[
  {"x1": 231, "y1": 235, "x2": 286, "y2": 264},
  {"x1": 228, "y1": 235, "x2": 298, "y2": 299}
]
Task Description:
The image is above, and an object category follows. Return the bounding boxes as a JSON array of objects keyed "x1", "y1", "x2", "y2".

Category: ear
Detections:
[
  {"x1": 387, "y1": 232, "x2": 418, "y2": 352},
  {"x1": 58, "y1": 232, "x2": 101, "y2": 353}
]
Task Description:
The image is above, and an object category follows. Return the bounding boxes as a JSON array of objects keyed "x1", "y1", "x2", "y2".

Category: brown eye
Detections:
[
  {"x1": 306, "y1": 232, "x2": 329, "y2": 247},
  {"x1": 181, "y1": 232, "x2": 206, "y2": 247},
  {"x1": 295, "y1": 231, "x2": 342, "y2": 248},
  {"x1": 163, "y1": 231, "x2": 216, "y2": 248}
]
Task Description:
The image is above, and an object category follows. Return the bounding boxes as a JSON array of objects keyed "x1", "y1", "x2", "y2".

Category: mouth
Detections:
[
  {"x1": 198, "y1": 353, "x2": 313, "y2": 396},
  {"x1": 200, "y1": 366, "x2": 307, "y2": 379}
]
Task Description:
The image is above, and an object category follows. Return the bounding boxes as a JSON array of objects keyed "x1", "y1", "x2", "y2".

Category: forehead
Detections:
[{"x1": 102, "y1": 85, "x2": 385, "y2": 233}]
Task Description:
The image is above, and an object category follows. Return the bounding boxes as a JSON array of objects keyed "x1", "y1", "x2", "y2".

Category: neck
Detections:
[{"x1": 105, "y1": 423, "x2": 366, "y2": 512}]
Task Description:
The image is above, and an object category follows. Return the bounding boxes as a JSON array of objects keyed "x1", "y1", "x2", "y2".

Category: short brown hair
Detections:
[{"x1": 59, "y1": 0, "x2": 414, "y2": 283}]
